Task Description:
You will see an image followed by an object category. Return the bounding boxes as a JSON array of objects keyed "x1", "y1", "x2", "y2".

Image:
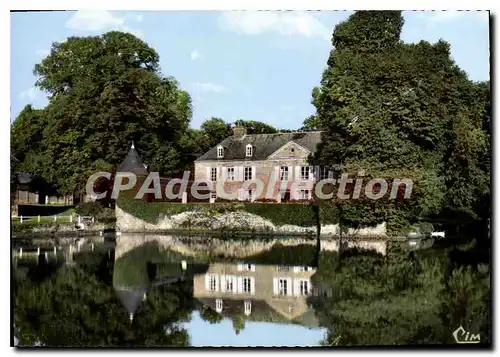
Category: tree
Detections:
[
  {"x1": 199, "y1": 306, "x2": 223, "y2": 324},
  {"x1": 11, "y1": 105, "x2": 47, "y2": 172},
  {"x1": 200, "y1": 117, "x2": 231, "y2": 152},
  {"x1": 311, "y1": 11, "x2": 490, "y2": 230},
  {"x1": 234, "y1": 119, "x2": 278, "y2": 134},
  {"x1": 12, "y1": 31, "x2": 192, "y2": 195},
  {"x1": 301, "y1": 115, "x2": 322, "y2": 131}
]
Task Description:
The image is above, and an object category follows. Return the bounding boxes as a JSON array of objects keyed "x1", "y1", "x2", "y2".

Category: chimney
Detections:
[{"x1": 233, "y1": 126, "x2": 247, "y2": 140}]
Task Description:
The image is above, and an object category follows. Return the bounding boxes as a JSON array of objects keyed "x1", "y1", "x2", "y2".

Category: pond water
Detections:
[{"x1": 12, "y1": 234, "x2": 491, "y2": 347}]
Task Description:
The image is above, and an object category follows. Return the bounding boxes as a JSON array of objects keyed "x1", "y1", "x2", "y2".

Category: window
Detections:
[
  {"x1": 244, "y1": 167, "x2": 253, "y2": 181},
  {"x1": 244, "y1": 300, "x2": 252, "y2": 316},
  {"x1": 300, "y1": 166, "x2": 310, "y2": 180},
  {"x1": 277, "y1": 266, "x2": 291, "y2": 272},
  {"x1": 238, "y1": 263, "x2": 255, "y2": 272},
  {"x1": 215, "y1": 298, "x2": 223, "y2": 313},
  {"x1": 299, "y1": 280, "x2": 310, "y2": 296},
  {"x1": 278, "y1": 278, "x2": 288, "y2": 296},
  {"x1": 295, "y1": 266, "x2": 313, "y2": 272},
  {"x1": 222, "y1": 276, "x2": 237, "y2": 293},
  {"x1": 210, "y1": 167, "x2": 217, "y2": 182},
  {"x1": 280, "y1": 166, "x2": 289, "y2": 181},
  {"x1": 299, "y1": 190, "x2": 311, "y2": 200},
  {"x1": 210, "y1": 192, "x2": 217, "y2": 200},
  {"x1": 227, "y1": 167, "x2": 235, "y2": 181},
  {"x1": 319, "y1": 166, "x2": 331, "y2": 180},
  {"x1": 247, "y1": 189, "x2": 253, "y2": 201},
  {"x1": 243, "y1": 277, "x2": 252, "y2": 294},
  {"x1": 246, "y1": 144, "x2": 253, "y2": 157},
  {"x1": 209, "y1": 275, "x2": 218, "y2": 291},
  {"x1": 217, "y1": 146, "x2": 224, "y2": 158},
  {"x1": 226, "y1": 277, "x2": 235, "y2": 292}
]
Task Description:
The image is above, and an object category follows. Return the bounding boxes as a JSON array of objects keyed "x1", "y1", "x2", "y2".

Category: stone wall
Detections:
[
  {"x1": 115, "y1": 234, "x2": 388, "y2": 259},
  {"x1": 115, "y1": 204, "x2": 387, "y2": 238}
]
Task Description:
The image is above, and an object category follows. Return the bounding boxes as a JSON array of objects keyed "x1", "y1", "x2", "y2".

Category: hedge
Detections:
[{"x1": 117, "y1": 191, "x2": 340, "y2": 227}]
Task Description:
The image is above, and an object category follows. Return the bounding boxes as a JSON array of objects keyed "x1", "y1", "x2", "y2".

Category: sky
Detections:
[
  {"x1": 10, "y1": 10, "x2": 490, "y2": 130},
  {"x1": 184, "y1": 311, "x2": 326, "y2": 346}
]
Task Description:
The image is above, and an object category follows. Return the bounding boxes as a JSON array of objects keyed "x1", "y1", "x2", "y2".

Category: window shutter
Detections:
[
  {"x1": 237, "y1": 276, "x2": 243, "y2": 293},
  {"x1": 309, "y1": 166, "x2": 315, "y2": 181},
  {"x1": 315, "y1": 166, "x2": 320, "y2": 180},
  {"x1": 221, "y1": 167, "x2": 226, "y2": 181},
  {"x1": 206, "y1": 167, "x2": 211, "y2": 180},
  {"x1": 287, "y1": 278, "x2": 293, "y2": 296},
  {"x1": 293, "y1": 278, "x2": 299, "y2": 296},
  {"x1": 250, "y1": 277, "x2": 255, "y2": 295},
  {"x1": 252, "y1": 166, "x2": 256, "y2": 180},
  {"x1": 220, "y1": 275, "x2": 226, "y2": 292},
  {"x1": 232, "y1": 276, "x2": 238, "y2": 293},
  {"x1": 295, "y1": 166, "x2": 301, "y2": 181},
  {"x1": 273, "y1": 277, "x2": 279, "y2": 295},
  {"x1": 205, "y1": 274, "x2": 210, "y2": 290},
  {"x1": 328, "y1": 169, "x2": 334, "y2": 179},
  {"x1": 239, "y1": 166, "x2": 244, "y2": 181}
]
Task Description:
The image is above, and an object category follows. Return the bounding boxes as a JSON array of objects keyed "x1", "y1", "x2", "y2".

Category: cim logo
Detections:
[{"x1": 453, "y1": 326, "x2": 481, "y2": 344}]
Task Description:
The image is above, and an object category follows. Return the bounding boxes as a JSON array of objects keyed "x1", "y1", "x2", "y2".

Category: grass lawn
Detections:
[
  {"x1": 12, "y1": 208, "x2": 82, "y2": 225},
  {"x1": 12, "y1": 216, "x2": 75, "y2": 225}
]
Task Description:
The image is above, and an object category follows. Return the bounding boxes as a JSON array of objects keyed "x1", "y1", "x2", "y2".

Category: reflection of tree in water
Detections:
[
  {"x1": 13, "y1": 246, "x2": 195, "y2": 347},
  {"x1": 199, "y1": 306, "x2": 223, "y2": 324},
  {"x1": 232, "y1": 314, "x2": 245, "y2": 335},
  {"x1": 311, "y1": 241, "x2": 490, "y2": 346}
]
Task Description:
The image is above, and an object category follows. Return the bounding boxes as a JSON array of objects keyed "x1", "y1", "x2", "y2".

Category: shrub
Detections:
[
  {"x1": 253, "y1": 198, "x2": 277, "y2": 203},
  {"x1": 75, "y1": 201, "x2": 104, "y2": 217},
  {"x1": 116, "y1": 197, "x2": 341, "y2": 227}
]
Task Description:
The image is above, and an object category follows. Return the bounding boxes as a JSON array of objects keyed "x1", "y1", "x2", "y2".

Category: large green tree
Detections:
[
  {"x1": 200, "y1": 117, "x2": 231, "y2": 151},
  {"x1": 309, "y1": 11, "x2": 490, "y2": 230},
  {"x1": 12, "y1": 31, "x2": 192, "y2": 195}
]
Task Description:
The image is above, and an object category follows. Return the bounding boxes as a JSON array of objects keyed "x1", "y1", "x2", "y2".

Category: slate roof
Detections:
[
  {"x1": 197, "y1": 298, "x2": 319, "y2": 328},
  {"x1": 16, "y1": 172, "x2": 38, "y2": 185},
  {"x1": 114, "y1": 286, "x2": 148, "y2": 315},
  {"x1": 117, "y1": 144, "x2": 149, "y2": 176},
  {"x1": 195, "y1": 131, "x2": 323, "y2": 162},
  {"x1": 197, "y1": 298, "x2": 289, "y2": 324}
]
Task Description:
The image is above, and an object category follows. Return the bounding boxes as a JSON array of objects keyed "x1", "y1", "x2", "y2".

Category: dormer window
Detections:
[
  {"x1": 244, "y1": 300, "x2": 252, "y2": 316},
  {"x1": 246, "y1": 144, "x2": 253, "y2": 157},
  {"x1": 216, "y1": 299, "x2": 223, "y2": 313},
  {"x1": 217, "y1": 146, "x2": 224, "y2": 158}
]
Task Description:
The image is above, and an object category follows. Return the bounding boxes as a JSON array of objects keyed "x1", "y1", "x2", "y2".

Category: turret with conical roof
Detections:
[{"x1": 117, "y1": 142, "x2": 149, "y2": 176}]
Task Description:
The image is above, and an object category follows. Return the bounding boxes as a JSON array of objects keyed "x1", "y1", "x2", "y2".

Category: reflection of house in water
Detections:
[
  {"x1": 113, "y1": 257, "x2": 209, "y2": 322},
  {"x1": 115, "y1": 286, "x2": 148, "y2": 322},
  {"x1": 111, "y1": 254, "x2": 323, "y2": 328},
  {"x1": 193, "y1": 263, "x2": 320, "y2": 327}
]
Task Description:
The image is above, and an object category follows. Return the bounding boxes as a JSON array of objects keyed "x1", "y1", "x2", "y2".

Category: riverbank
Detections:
[{"x1": 115, "y1": 205, "x2": 388, "y2": 237}]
